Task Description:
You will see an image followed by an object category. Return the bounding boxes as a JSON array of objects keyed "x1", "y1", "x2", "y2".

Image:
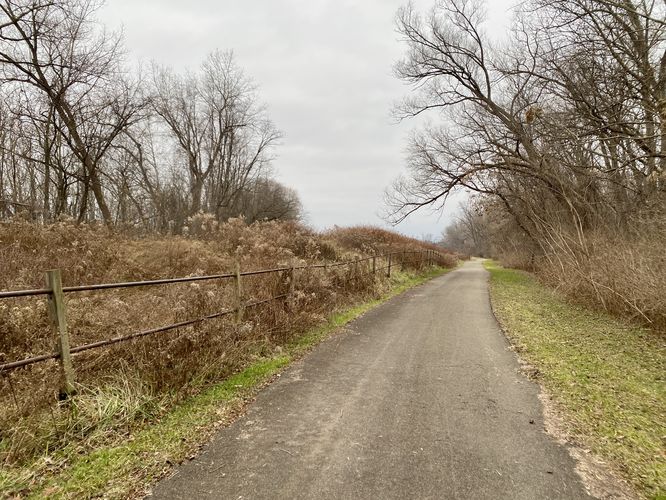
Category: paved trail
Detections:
[{"x1": 150, "y1": 260, "x2": 591, "y2": 499}]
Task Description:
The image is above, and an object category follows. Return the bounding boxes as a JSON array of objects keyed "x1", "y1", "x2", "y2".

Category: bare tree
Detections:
[
  {"x1": 0, "y1": 0, "x2": 144, "y2": 223},
  {"x1": 229, "y1": 177, "x2": 302, "y2": 223},
  {"x1": 391, "y1": 0, "x2": 665, "y2": 324},
  {"x1": 0, "y1": 4, "x2": 292, "y2": 231},
  {"x1": 389, "y1": 0, "x2": 664, "y2": 237},
  {"x1": 151, "y1": 51, "x2": 281, "y2": 218}
]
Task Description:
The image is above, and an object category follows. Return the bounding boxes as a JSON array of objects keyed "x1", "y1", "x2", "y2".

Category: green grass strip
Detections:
[
  {"x1": 484, "y1": 261, "x2": 665, "y2": 499},
  {"x1": 1, "y1": 266, "x2": 451, "y2": 499}
]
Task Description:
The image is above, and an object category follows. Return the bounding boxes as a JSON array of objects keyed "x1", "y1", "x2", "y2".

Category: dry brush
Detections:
[{"x1": 0, "y1": 219, "x2": 457, "y2": 466}]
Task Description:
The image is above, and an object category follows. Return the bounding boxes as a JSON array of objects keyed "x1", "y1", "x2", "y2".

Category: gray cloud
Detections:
[{"x1": 100, "y1": 0, "x2": 513, "y2": 238}]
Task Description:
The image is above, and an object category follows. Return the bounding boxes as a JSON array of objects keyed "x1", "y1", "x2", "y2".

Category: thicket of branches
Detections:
[
  {"x1": 391, "y1": 0, "x2": 665, "y2": 329},
  {"x1": 0, "y1": 0, "x2": 300, "y2": 230}
]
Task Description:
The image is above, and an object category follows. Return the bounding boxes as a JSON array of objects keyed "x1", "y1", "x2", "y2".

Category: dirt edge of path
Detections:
[{"x1": 484, "y1": 272, "x2": 638, "y2": 500}]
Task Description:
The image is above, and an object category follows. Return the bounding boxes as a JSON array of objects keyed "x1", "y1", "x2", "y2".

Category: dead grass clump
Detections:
[
  {"x1": 536, "y1": 216, "x2": 666, "y2": 332},
  {"x1": 325, "y1": 225, "x2": 459, "y2": 267},
  {"x1": 0, "y1": 219, "x2": 455, "y2": 468}
]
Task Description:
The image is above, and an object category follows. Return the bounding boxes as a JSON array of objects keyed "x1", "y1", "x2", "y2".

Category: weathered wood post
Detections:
[
  {"x1": 288, "y1": 260, "x2": 297, "y2": 309},
  {"x1": 401, "y1": 251, "x2": 406, "y2": 271},
  {"x1": 387, "y1": 253, "x2": 392, "y2": 278},
  {"x1": 45, "y1": 270, "x2": 75, "y2": 400},
  {"x1": 372, "y1": 255, "x2": 376, "y2": 275},
  {"x1": 234, "y1": 260, "x2": 243, "y2": 324}
]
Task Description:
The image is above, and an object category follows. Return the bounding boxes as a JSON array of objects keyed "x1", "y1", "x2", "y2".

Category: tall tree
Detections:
[
  {"x1": 389, "y1": 0, "x2": 664, "y2": 241},
  {"x1": 0, "y1": 0, "x2": 144, "y2": 223},
  {"x1": 151, "y1": 51, "x2": 281, "y2": 217}
]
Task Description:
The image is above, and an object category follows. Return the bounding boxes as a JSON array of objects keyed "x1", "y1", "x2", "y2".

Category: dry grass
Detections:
[
  {"x1": 326, "y1": 225, "x2": 458, "y2": 264},
  {"x1": 535, "y1": 217, "x2": 666, "y2": 332},
  {"x1": 0, "y1": 219, "x2": 456, "y2": 472},
  {"x1": 486, "y1": 261, "x2": 665, "y2": 499},
  {"x1": 0, "y1": 267, "x2": 450, "y2": 499}
]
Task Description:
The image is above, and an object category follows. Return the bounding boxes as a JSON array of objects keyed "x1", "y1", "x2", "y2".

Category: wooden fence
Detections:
[{"x1": 0, "y1": 249, "x2": 447, "y2": 398}]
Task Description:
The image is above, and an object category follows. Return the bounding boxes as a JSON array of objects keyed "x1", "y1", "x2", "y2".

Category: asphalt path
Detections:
[{"x1": 150, "y1": 260, "x2": 592, "y2": 499}]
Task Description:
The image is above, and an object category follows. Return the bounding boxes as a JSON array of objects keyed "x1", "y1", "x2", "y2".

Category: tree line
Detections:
[
  {"x1": 391, "y1": 0, "x2": 665, "y2": 324},
  {"x1": 0, "y1": 0, "x2": 300, "y2": 231}
]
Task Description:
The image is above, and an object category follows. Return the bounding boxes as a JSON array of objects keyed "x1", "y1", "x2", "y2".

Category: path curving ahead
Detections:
[{"x1": 149, "y1": 260, "x2": 592, "y2": 500}]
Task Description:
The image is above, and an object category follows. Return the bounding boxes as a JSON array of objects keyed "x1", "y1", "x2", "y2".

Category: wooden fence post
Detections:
[
  {"x1": 401, "y1": 251, "x2": 406, "y2": 271},
  {"x1": 234, "y1": 260, "x2": 243, "y2": 324},
  {"x1": 387, "y1": 253, "x2": 392, "y2": 278},
  {"x1": 289, "y1": 261, "x2": 297, "y2": 308},
  {"x1": 45, "y1": 269, "x2": 75, "y2": 400},
  {"x1": 372, "y1": 255, "x2": 376, "y2": 275}
]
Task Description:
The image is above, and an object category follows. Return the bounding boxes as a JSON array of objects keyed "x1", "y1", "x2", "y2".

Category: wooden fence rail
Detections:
[{"x1": 0, "y1": 249, "x2": 449, "y2": 398}]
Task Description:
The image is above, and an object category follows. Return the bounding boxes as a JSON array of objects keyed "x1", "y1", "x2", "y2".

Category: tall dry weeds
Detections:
[
  {"x1": 0, "y1": 219, "x2": 455, "y2": 465},
  {"x1": 534, "y1": 212, "x2": 666, "y2": 332}
]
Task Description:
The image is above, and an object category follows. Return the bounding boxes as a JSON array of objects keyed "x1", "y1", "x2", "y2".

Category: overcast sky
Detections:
[{"x1": 100, "y1": 0, "x2": 514, "y2": 239}]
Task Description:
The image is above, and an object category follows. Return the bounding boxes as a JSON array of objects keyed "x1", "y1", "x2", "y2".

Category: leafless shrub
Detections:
[{"x1": 0, "y1": 219, "x2": 453, "y2": 464}]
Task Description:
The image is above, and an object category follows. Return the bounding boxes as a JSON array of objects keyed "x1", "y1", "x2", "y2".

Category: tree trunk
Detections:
[
  {"x1": 42, "y1": 111, "x2": 52, "y2": 222},
  {"x1": 56, "y1": 99, "x2": 113, "y2": 225},
  {"x1": 190, "y1": 176, "x2": 203, "y2": 215},
  {"x1": 89, "y1": 164, "x2": 112, "y2": 223}
]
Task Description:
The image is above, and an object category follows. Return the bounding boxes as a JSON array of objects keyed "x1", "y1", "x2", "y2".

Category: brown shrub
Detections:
[
  {"x1": 0, "y1": 219, "x2": 456, "y2": 464},
  {"x1": 537, "y1": 232, "x2": 666, "y2": 332},
  {"x1": 324, "y1": 225, "x2": 459, "y2": 267}
]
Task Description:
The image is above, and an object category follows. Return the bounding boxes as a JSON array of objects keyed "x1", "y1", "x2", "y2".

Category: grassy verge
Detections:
[
  {"x1": 484, "y1": 261, "x2": 665, "y2": 499},
  {"x1": 0, "y1": 266, "x2": 450, "y2": 499}
]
